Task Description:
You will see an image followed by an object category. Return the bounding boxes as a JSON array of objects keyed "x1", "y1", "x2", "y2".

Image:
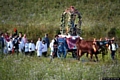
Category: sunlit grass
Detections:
[{"x1": 0, "y1": 51, "x2": 120, "y2": 80}]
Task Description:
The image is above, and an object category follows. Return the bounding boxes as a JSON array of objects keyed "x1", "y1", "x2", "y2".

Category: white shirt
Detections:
[
  {"x1": 22, "y1": 37, "x2": 27, "y2": 44},
  {"x1": 42, "y1": 43, "x2": 47, "y2": 52},
  {"x1": 19, "y1": 41, "x2": 24, "y2": 52},
  {"x1": 29, "y1": 42, "x2": 35, "y2": 52},
  {"x1": 7, "y1": 41, "x2": 13, "y2": 51},
  {"x1": 49, "y1": 39, "x2": 54, "y2": 51},
  {"x1": 109, "y1": 43, "x2": 117, "y2": 51},
  {"x1": 24, "y1": 43, "x2": 29, "y2": 52}
]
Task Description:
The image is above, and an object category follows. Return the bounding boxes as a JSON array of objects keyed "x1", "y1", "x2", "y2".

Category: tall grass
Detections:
[{"x1": 0, "y1": 0, "x2": 120, "y2": 40}]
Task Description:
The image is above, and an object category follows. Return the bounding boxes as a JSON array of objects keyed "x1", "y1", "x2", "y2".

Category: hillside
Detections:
[
  {"x1": 0, "y1": 0, "x2": 120, "y2": 40},
  {"x1": 0, "y1": 0, "x2": 120, "y2": 80}
]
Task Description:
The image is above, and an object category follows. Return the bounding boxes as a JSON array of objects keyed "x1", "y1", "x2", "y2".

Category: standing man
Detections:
[
  {"x1": 0, "y1": 32, "x2": 5, "y2": 54},
  {"x1": 49, "y1": 35, "x2": 59, "y2": 58},
  {"x1": 43, "y1": 34, "x2": 50, "y2": 49},
  {"x1": 108, "y1": 39, "x2": 118, "y2": 60},
  {"x1": 12, "y1": 35, "x2": 19, "y2": 55}
]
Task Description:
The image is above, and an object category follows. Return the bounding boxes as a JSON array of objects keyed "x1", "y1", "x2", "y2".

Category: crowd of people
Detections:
[
  {"x1": 0, "y1": 29, "x2": 119, "y2": 60},
  {"x1": 0, "y1": 29, "x2": 50, "y2": 57},
  {"x1": 92, "y1": 37, "x2": 119, "y2": 60}
]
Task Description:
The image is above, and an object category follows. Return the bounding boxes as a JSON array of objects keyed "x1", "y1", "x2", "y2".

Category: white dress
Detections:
[{"x1": 36, "y1": 40, "x2": 43, "y2": 57}]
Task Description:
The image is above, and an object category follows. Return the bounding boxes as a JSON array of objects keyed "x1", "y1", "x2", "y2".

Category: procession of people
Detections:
[{"x1": 0, "y1": 30, "x2": 49, "y2": 57}]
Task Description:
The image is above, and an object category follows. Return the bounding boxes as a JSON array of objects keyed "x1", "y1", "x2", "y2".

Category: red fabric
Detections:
[{"x1": 66, "y1": 37, "x2": 79, "y2": 49}]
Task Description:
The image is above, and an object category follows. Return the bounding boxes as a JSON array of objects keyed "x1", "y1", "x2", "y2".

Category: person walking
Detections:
[
  {"x1": 43, "y1": 34, "x2": 50, "y2": 49},
  {"x1": 49, "y1": 35, "x2": 59, "y2": 58},
  {"x1": 42, "y1": 40, "x2": 48, "y2": 57},
  {"x1": 7, "y1": 38, "x2": 13, "y2": 54},
  {"x1": 0, "y1": 32, "x2": 5, "y2": 54},
  {"x1": 108, "y1": 39, "x2": 118, "y2": 60},
  {"x1": 24, "y1": 40, "x2": 29, "y2": 55},
  {"x1": 36, "y1": 37, "x2": 43, "y2": 57},
  {"x1": 18, "y1": 38, "x2": 24, "y2": 53},
  {"x1": 29, "y1": 39, "x2": 36, "y2": 56},
  {"x1": 12, "y1": 35, "x2": 19, "y2": 54}
]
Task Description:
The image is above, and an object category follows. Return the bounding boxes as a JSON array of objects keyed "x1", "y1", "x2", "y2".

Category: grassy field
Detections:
[
  {"x1": 0, "y1": 0, "x2": 120, "y2": 80},
  {"x1": 0, "y1": 51, "x2": 120, "y2": 80}
]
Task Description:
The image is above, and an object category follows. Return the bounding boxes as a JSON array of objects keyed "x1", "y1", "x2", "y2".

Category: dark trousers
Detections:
[
  {"x1": 25, "y1": 51, "x2": 29, "y2": 55},
  {"x1": 42, "y1": 51, "x2": 47, "y2": 57},
  {"x1": 8, "y1": 51, "x2": 12, "y2": 54},
  {"x1": 111, "y1": 51, "x2": 116, "y2": 60},
  {"x1": 29, "y1": 51, "x2": 35, "y2": 56}
]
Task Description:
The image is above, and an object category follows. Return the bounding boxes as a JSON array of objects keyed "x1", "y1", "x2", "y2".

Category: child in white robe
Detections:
[
  {"x1": 36, "y1": 38, "x2": 43, "y2": 57},
  {"x1": 42, "y1": 40, "x2": 48, "y2": 57},
  {"x1": 24, "y1": 40, "x2": 29, "y2": 55},
  {"x1": 7, "y1": 38, "x2": 13, "y2": 54},
  {"x1": 29, "y1": 40, "x2": 35, "y2": 56}
]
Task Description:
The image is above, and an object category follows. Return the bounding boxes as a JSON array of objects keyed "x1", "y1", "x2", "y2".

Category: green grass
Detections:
[
  {"x1": 0, "y1": 0, "x2": 120, "y2": 79},
  {"x1": 0, "y1": 51, "x2": 120, "y2": 80}
]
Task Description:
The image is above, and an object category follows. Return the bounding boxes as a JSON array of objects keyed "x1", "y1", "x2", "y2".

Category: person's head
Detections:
[
  {"x1": 111, "y1": 37, "x2": 115, "y2": 41},
  {"x1": 45, "y1": 34, "x2": 48, "y2": 37},
  {"x1": 42, "y1": 40, "x2": 46, "y2": 44},
  {"x1": 38, "y1": 37, "x2": 41, "y2": 41},
  {"x1": 105, "y1": 37, "x2": 108, "y2": 41},
  {"x1": 99, "y1": 38, "x2": 102, "y2": 41},
  {"x1": 0, "y1": 32, "x2": 4, "y2": 37},
  {"x1": 31, "y1": 39, "x2": 33, "y2": 43},
  {"x1": 75, "y1": 24, "x2": 77, "y2": 27},
  {"x1": 23, "y1": 34, "x2": 26, "y2": 38},
  {"x1": 111, "y1": 39, "x2": 115, "y2": 43},
  {"x1": 4, "y1": 32, "x2": 8, "y2": 36},
  {"x1": 55, "y1": 35, "x2": 58, "y2": 39},
  {"x1": 93, "y1": 38, "x2": 96, "y2": 41},
  {"x1": 19, "y1": 32, "x2": 22, "y2": 37},
  {"x1": 70, "y1": 6, "x2": 75, "y2": 12}
]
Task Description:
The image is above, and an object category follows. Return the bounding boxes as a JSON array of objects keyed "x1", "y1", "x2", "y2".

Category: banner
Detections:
[{"x1": 66, "y1": 37, "x2": 79, "y2": 50}]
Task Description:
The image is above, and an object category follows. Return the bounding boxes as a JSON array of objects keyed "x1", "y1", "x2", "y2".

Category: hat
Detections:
[{"x1": 14, "y1": 28, "x2": 17, "y2": 32}]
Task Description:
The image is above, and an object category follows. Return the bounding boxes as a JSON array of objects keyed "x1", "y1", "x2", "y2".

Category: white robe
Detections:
[
  {"x1": 19, "y1": 41, "x2": 24, "y2": 52},
  {"x1": 36, "y1": 40, "x2": 43, "y2": 56},
  {"x1": 49, "y1": 39, "x2": 54, "y2": 55},
  {"x1": 7, "y1": 41, "x2": 13, "y2": 51},
  {"x1": 29, "y1": 42, "x2": 35, "y2": 52},
  {"x1": 24, "y1": 43, "x2": 29, "y2": 52},
  {"x1": 42, "y1": 43, "x2": 47, "y2": 53}
]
